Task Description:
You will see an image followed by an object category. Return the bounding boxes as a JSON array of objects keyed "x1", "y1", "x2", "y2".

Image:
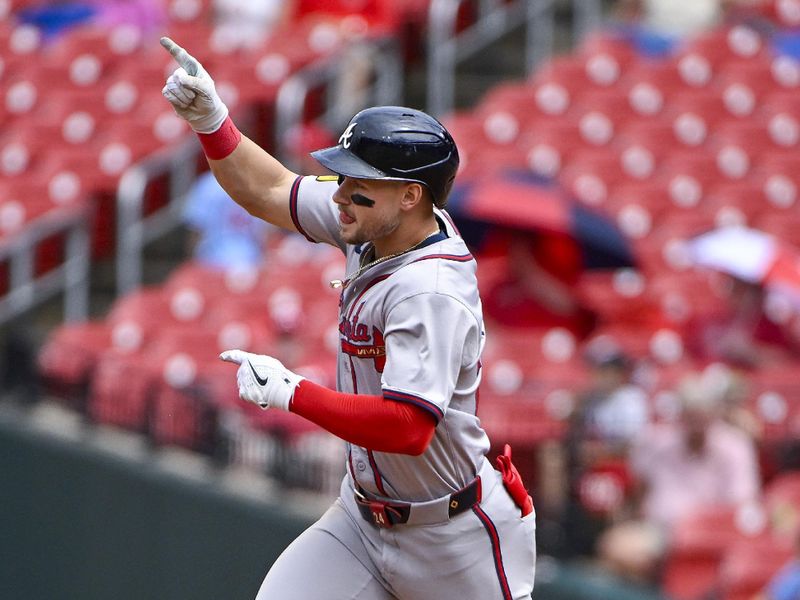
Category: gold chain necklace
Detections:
[{"x1": 329, "y1": 227, "x2": 441, "y2": 289}]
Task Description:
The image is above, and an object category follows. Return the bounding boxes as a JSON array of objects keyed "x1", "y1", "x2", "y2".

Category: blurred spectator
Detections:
[
  {"x1": 89, "y1": 0, "x2": 165, "y2": 31},
  {"x1": 613, "y1": 0, "x2": 763, "y2": 55},
  {"x1": 615, "y1": 0, "x2": 725, "y2": 38},
  {"x1": 756, "y1": 530, "x2": 800, "y2": 600},
  {"x1": 182, "y1": 171, "x2": 271, "y2": 269},
  {"x1": 555, "y1": 341, "x2": 649, "y2": 556},
  {"x1": 482, "y1": 230, "x2": 598, "y2": 338},
  {"x1": 16, "y1": 0, "x2": 165, "y2": 36},
  {"x1": 698, "y1": 362, "x2": 763, "y2": 441},
  {"x1": 595, "y1": 520, "x2": 666, "y2": 586},
  {"x1": 686, "y1": 275, "x2": 800, "y2": 369},
  {"x1": 629, "y1": 373, "x2": 761, "y2": 531},
  {"x1": 587, "y1": 372, "x2": 761, "y2": 586},
  {"x1": 572, "y1": 341, "x2": 649, "y2": 446},
  {"x1": 211, "y1": 0, "x2": 293, "y2": 49}
]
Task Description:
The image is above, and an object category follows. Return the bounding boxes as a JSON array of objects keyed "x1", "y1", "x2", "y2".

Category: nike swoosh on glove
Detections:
[{"x1": 219, "y1": 350, "x2": 304, "y2": 411}]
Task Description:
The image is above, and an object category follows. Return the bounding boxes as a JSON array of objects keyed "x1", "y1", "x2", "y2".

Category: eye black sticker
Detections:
[{"x1": 351, "y1": 193, "x2": 375, "y2": 207}]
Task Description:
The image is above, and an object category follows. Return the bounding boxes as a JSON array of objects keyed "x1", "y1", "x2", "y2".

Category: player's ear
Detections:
[{"x1": 399, "y1": 182, "x2": 424, "y2": 211}]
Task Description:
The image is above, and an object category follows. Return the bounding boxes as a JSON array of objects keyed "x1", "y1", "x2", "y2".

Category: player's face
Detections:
[{"x1": 333, "y1": 177, "x2": 407, "y2": 245}]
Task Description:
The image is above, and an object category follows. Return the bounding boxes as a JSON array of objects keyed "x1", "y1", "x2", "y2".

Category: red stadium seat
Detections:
[
  {"x1": 526, "y1": 56, "x2": 599, "y2": 116},
  {"x1": 475, "y1": 82, "x2": 552, "y2": 147},
  {"x1": 518, "y1": 118, "x2": 585, "y2": 180},
  {"x1": 575, "y1": 31, "x2": 638, "y2": 89},
  {"x1": 766, "y1": 53, "x2": 800, "y2": 90},
  {"x1": 632, "y1": 212, "x2": 714, "y2": 276},
  {"x1": 163, "y1": 261, "x2": 260, "y2": 297},
  {"x1": 760, "y1": 0, "x2": 800, "y2": 28},
  {"x1": 477, "y1": 389, "x2": 575, "y2": 447},
  {"x1": 575, "y1": 270, "x2": 660, "y2": 328},
  {"x1": 718, "y1": 535, "x2": 795, "y2": 600},
  {"x1": 147, "y1": 329, "x2": 242, "y2": 451},
  {"x1": 747, "y1": 369, "x2": 800, "y2": 445},
  {"x1": 673, "y1": 25, "x2": 768, "y2": 89},
  {"x1": 570, "y1": 89, "x2": 640, "y2": 148},
  {"x1": 751, "y1": 153, "x2": 800, "y2": 209},
  {"x1": 752, "y1": 210, "x2": 800, "y2": 249},
  {"x1": 441, "y1": 112, "x2": 493, "y2": 179},
  {"x1": 665, "y1": 91, "x2": 731, "y2": 148},
  {"x1": 296, "y1": 0, "x2": 404, "y2": 35},
  {"x1": 0, "y1": 178, "x2": 86, "y2": 242},
  {"x1": 464, "y1": 145, "x2": 528, "y2": 180},
  {"x1": 0, "y1": 130, "x2": 36, "y2": 178},
  {"x1": 760, "y1": 90, "x2": 800, "y2": 151},
  {"x1": 605, "y1": 181, "x2": 674, "y2": 240},
  {"x1": 702, "y1": 182, "x2": 770, "y2": 228},
  {"x1": 37, "y1": 321, "x2": 112, "y2": 409},
  {"x1": 646, "y1": 271, "x2": 724, "y2": 328},
  {"x1": 658, "y1": 151, "x2": 730, "y2": 207},
  {"x1": 662, "y1": 506, "x2": 743, "y2": 600},
  {"x1": 710, "y1": 122, "x2": 783, "y2": 182},
  {"x1": 716, "y1": 59, "x2": 786, "y2": 119},
  {"x1": 620, "y1": 60, "x2": 689, "y2": 118},
  {"x1": 88, "y1": 347, "x2": 157, "y2": 431},
  {"x1": 2, "y1": 73, "x2": 42, "y2": 122},
  {"x1": 0, "y1": 23, "x2": 42, "y2": 60},
  {"x1": 558, "y1": 149, "x2": 635, "y2": 207},
  {"x1": 482, "y1": 326, "x2": 589, "y2": 387},
  {"x1": 106, "y1": 287, "x2": 179, "y2": 353}
]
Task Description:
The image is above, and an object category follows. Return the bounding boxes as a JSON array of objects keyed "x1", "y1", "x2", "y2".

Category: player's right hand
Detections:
[
  {"x1": 219, "y1": 349, "x2": 305, "y2": 412},
  {"x1": 160, "y1": 36, "x2": 228, "y2": 134}
]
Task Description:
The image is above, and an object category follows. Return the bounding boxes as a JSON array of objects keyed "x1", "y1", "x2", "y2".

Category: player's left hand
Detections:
[
  {"x1": 219, "y1": 350, "x2": 304, "y2": 411},
  {"x1": 160, "y1": 36, "x2": 228, "y2": 134}
]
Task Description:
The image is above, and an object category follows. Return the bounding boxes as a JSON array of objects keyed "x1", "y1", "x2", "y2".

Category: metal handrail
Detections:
[
  {"x1": 426, "y1": 0, "x2": 606, "y2": 117},
  {"x1": 572, "y1": 0, "x2": 605, "y2": 45},
  {"x1": 0, "y1": 203, "x2": 91, "y2": 325},
  {"x1": 274, "y1": 36, "x2": 402, "y2": 167},
  {"x1": 116, "y1": 137, "x2": 200, "y2": 295}
]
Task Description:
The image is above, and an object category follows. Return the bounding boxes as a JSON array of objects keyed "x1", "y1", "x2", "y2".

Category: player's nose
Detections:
[{"x1": 332, "y1": 184, "x2": 349, "y2": 206}]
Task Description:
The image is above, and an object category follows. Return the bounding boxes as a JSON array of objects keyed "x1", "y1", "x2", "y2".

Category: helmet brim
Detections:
[{"x1": 310, "y1": 145, "x2": 387, "y2": 179}]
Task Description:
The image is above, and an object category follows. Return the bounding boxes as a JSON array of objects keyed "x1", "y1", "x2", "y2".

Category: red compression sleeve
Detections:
[
  {"x1": 196, "y1": 116, "x2": 242, "y2": 160},
  {"x1": 290, "y1": 380, "x2": 437, "y2": 455}
]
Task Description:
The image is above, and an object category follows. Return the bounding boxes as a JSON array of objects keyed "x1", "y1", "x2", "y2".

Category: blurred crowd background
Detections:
[{"x1": 1, "y1": 1, "x2": 800, "y2": 599}]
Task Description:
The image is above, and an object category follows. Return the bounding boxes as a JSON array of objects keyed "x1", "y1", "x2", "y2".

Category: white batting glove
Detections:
[
  {"x1": 219, "y1": 349, "x2": 304, "y2": 411},
  {"x1": 160, "y1": 36, "x2": 229, "y2": 134}
]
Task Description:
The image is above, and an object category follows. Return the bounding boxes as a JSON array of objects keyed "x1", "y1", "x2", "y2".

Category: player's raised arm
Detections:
[{"x1": 160, "y1": 37, "x2": 298, "y2": 231}]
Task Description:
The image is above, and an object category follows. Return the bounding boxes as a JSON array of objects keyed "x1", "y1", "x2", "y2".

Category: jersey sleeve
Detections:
[
  {"x1": 289, "y1": 175, "x2": 345, "y2": 251},
  {"x1": 381, "y1": 292, "x2": 480, "y2": 422}
]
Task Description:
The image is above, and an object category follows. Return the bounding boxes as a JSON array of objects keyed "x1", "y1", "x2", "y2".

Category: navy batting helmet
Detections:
[{"x1": 310, "y1": 106, "x2": 460, "y2": 208}]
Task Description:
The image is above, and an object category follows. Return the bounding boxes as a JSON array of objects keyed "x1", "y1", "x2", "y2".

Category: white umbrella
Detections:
[{"x1": 689, "y1": 226, "x2": 800, "y2": 309}]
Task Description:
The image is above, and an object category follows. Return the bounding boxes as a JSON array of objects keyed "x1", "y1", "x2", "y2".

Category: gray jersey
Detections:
[{"x1": 290, "y1": 175, "x2": 491, "y2": 502}]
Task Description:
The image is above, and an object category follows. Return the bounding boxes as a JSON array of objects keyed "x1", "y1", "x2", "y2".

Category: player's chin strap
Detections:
[{"x1": 495, "y1": 444, "x2": 534, "y2": 517}]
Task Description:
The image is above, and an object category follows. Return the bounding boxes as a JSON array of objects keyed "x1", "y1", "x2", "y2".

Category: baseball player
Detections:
[{"x1": 160, "y1": 37, "x2": 536, "y2": 600}]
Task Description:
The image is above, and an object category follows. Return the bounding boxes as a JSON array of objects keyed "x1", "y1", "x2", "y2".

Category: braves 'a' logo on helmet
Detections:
[{"x1": 339, "y1": 122, "x2": 357, "y2": 149}]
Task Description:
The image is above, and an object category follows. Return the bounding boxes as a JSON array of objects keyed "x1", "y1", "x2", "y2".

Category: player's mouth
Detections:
[{"x1": 339, "y1": 210, "x2": 355, "y2": 225}]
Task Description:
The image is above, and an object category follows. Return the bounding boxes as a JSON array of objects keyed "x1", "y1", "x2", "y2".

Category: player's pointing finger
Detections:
[
  {"x1": 219, "y1": 349, "x2": 246, "y2": 365},
  {"x1": 160, "y1": 36, "x2": 199, "y2": 76}
]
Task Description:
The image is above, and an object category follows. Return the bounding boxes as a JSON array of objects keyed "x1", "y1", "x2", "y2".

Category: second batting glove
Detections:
[
  {"x1": 160, "y1": 36, "x2": 229, "y2": 134},
  {"x1": 219, "y1": 350, "x2": 304, "y2": 411}
]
